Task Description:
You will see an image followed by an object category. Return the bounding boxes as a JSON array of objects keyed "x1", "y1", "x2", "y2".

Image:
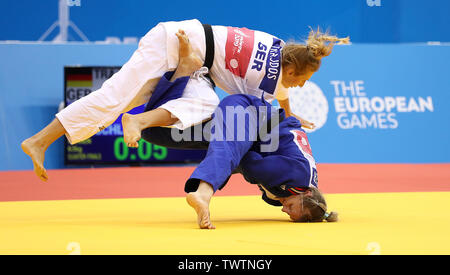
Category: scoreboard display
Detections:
[{"x1": 64, "y1": 66, "x2": 207, "y2": 165}]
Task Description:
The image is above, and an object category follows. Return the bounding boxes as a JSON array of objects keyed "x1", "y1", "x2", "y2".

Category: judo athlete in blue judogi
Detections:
[{"x1": 136, "y1": 69, "x2": 338, "y2": 229}]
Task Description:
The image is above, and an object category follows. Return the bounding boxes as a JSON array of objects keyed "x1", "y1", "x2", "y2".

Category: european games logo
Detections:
[
  {"x1": 288, "y1": 81, "x2": 329, "y2": 133},
  {"x1": 331, "y1": 80, "x2": 434, "y2": 129},
  {"x1": 288, "y1": 80, "x2": 434, "y2": 131}
]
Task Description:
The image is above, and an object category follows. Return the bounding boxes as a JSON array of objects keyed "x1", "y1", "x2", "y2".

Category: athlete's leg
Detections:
[
  {"x1": 186, "y1": 180, "x2": 215, "y2": 229},
  {"x1": 183, "y1": 95, "x2": 266, "y2": 229},
  {"x1": 22, "y1": 24, "x2": 169, "y2": 181},
  {"x1": 21, "y1": 119, "x2": 65, "y2": 182},
  {"x1": 122, "y1": 30, "x2": 203, "y2": 147},
  {"x1": 20, "y1": 78, "x2": 160, "y2": 182}
]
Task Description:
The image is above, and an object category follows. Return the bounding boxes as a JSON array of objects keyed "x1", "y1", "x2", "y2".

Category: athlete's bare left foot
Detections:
[
  {"x1": 122, "y1": 113, "x2": 141, "y2": 148},
  {"x1": 175, "y1": 30, "x2": 203, "y2": 75},
  {"x1": 21, "y1": 138, "x2": 48, "y2": 182},
  {"x1": 186, "y1": 192, "x2": 215, "y2": 229}
]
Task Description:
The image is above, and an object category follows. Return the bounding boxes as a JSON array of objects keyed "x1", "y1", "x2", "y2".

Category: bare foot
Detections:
[
  {"x1": 21, "y1": 138, "x2": 48, "y2": 182},
  {"x1": 122, "y1": 113, "x2": 141, "y2": 148},
  {"x1": 176, "y1": 30, "x2": 203, "y2": 75},
  {"x1": 186, "y1": 192, "x2": 215, "y2": 229}
]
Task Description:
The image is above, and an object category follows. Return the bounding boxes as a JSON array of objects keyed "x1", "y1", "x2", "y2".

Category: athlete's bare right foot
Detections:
[
  {"x1": 186, "y1": 192, "x2": 215, "y2": 229},
  {"x1": 122, "y1": 113, "x2": 141, "y2": 148},
  {"x1": 21, "y1": 138, "x2": 48, "y2": 182},
  {"x1": 175, "y1": 30, "x2": 203, "y2": 75}
]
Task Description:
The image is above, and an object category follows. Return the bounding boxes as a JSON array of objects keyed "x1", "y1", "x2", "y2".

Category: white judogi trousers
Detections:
[{"x1": 56, "y1": 20, "x2": 218, "y2": 144}]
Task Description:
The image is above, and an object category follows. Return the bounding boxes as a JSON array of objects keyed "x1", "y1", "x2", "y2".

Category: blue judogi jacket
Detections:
[
  {"x1": 239, "y1": 116, "x2": 318, "y2": 206},
  {"x1": 141, "y1": 72, "x2": 318, "y2": 207}
]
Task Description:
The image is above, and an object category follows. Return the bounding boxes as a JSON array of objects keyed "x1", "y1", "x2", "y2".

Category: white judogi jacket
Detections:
[{"x1": 161, "y1": 19, "x2": 289, "y2": 102}]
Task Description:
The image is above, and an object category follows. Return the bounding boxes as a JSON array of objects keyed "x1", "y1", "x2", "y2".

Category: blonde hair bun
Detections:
[{"x1": 306, "y1": 27, "x2": 350, "y2": 59}]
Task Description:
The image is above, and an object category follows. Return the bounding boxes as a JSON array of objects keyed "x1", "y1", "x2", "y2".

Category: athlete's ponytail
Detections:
[
  {"x1": 323, "y1": 211, "x2": 339, "y2": 222},
  {"x1": 281, "y1": 27, "x2": 350, "y2": 75},
  {"x1": 296, "y1": 187, "x2": 339, "y2": 223},
  {"x1": 306, "y1": 27, "x2": 350, "y2": 59}
]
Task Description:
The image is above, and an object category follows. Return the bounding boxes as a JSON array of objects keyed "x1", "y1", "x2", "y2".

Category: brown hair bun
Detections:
[{"x1": 325, "y1": 211, "x2": 339, "y2": 222}]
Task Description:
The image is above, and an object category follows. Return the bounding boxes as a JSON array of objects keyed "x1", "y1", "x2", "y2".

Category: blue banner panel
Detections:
[
  {"x1": 284, "y1": 44, "x2": 450, "y2": 163},
  {"x1": 0, "y1": 43, "x2": 449, "y2": 171}
]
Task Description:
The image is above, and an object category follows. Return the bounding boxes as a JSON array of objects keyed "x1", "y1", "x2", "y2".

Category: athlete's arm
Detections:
[
  {"x1": 278, "y1": 98, "x2": 316, "y2": 130},
  {"x1": 278, "y1": 98, "x2": 292, "y2": 117}
]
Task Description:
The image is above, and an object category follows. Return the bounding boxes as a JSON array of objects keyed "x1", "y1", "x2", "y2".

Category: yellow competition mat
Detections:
[{"x1": 1, "y1": 192, "x2": 449, "y2": 255}]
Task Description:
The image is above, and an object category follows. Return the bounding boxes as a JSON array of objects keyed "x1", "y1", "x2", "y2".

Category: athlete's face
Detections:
[
  {"x1": 281, "y1": 66, "x2": 315, "y2": 88},
  {"x1": 279, "y1": 195, "x2": 306, "y2": 221},
  {"x1": 279, "y1": 190, "x2": 313, "y2": 222}
]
